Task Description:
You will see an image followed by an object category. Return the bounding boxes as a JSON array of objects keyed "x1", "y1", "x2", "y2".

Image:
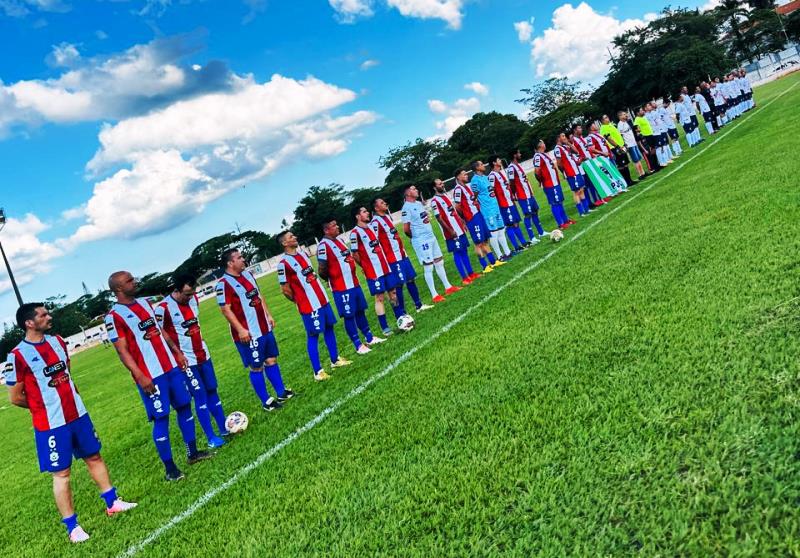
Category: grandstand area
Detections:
[{"x1": 1, "y1": 72, "x2": 799, "y2": 557}]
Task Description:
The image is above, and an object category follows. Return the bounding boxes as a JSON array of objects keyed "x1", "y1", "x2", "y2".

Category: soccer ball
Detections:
[
  {"x1": 225, "y1": 411, "x2": 249, "y2": 434},
  {"x1": 550, "y1": 229, "x2": 564, "y2": 242},
  {"x1": 397, "y1": 314, "x2": 416, "y2": 332}
]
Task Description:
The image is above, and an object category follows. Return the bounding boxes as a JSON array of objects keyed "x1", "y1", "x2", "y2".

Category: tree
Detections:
[
  {"x1": 290, "y1": 184, "x2": 350, "y2": 246},
  {"x1": 787, "y1": 9, "x2": 800, "y2": 41},
  {"x1": 0, "y1": 323, "x2": 23, "y2": 361},
  {"x1": 378, "y1": 138, "x2": 447, "y2": 191},
  {"x1": 516, "y1": 78, "x2": 591, "y2": 124},
  {"x1": 519, "y1": 101, "x2": 599, "y2": 151},
  {"x1": 446, "y1": 112, "x2": 531, "y2": 163}
]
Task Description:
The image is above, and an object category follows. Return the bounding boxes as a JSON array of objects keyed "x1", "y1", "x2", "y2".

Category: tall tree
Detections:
[
  {"x1": 290, "y1": 184, "x2": 350, "y2": 246},
  {"x1": 516, "y1": 78, "x2": 591, "y2": 124},
  {"x1": 446, "y1": 112, "x2": 531, "y2": 163}
]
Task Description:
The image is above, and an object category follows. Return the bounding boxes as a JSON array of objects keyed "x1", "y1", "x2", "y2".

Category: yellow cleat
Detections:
[
  {"x1": 331, "y1": 357, "x2": 352, "y2": 368},
  {"x1": 493, "y1": 259, "x2": 507, "y2": 267},
  {"x1": 314, "y1": 370, "x2": 330, "y2": 381},
  {"x1": 483, "y1": 264, "x2": 494, "y2": 273}
]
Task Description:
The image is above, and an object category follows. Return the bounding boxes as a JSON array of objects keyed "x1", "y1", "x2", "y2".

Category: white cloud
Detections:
[
  {"x1": 464, "y1": 81, "x2": 489, "y2": 96},
  {"x1": 329, "y1": 0, "x2": 463, "y2": 28},
  {"x1": 427, "y1": 96, "x2": 480, "y2": 139},
  {"x1": 0, "y1": 0, "x2": 69, "y2": 17},
  {"x1": 329, "y1": 0, "x2": 373, "y2": 22},
  {"x1": 700, "y1": 0, "x2": 721, "y2": 11},
  {"x1": 0, "y1": 213, "x2": 62, "y2": 296},
  {"x1": 529, "y1": 2, "x2": 649, "y2": 83},
  {"x1": 47, "y1": 42, "x2": 81, "y2": 67},
  {"x1": 514, "y1": 18, "x2": 534, "y2": 43},
  {"x1": 360, "y1": 59, "x2": 380, "y2": 70}
]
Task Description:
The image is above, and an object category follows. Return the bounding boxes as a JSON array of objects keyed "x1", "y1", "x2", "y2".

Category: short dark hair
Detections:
[
  {"x1": 572, "y1": 123, "x2": 582, "y2": 132},
  {"x1": 453, "y1": 167, "x2": 467, "y2": 180},
  {"x1": 276, "y1": 230, "x2": 290, "y2": 247},
  {"x1": 371, "y1": 197, "x2": 383, "y2": 210},
  {"x1": 509, "y1": 148, "x2": 521, "y2": 159},
  {"x1": 321, "y1": 218, "x2": 337, "y2": 232},
  {"x1": 16, "y1": 302, "x2": 43, "y2": 330},
  {"x1": 221, "y1": 248, "x2": 239, "y2": 268},
  {"x1": 172, "y1": 273, "x2": 197, "y2": 291},
  {"x1": 353, "y1": 206, "x2": 366, "y2": 220},
  {"x1": 470, "y1": 160, "x2": 481, "y2": 172},
  {"x1": 403, "y1": 184, "x2": 416, "y2": 196},
  {"x1": 488, "y1": 154, "x2": 502, "y2": 167}
]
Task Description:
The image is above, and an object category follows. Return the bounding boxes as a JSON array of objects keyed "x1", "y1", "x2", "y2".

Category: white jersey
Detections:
[
  {"x1": 657, "y1": 106, "x2": 675, "y2": 130},
  {"x1": 617, "y1": 120, "x2": 637, "y2": 148},
  {"x1": 401, "y1": 200, "x2": 435, "y2": 240},
  {"x1": 693, "y1": 93, "x2": 710, "y2": 113},
  {"x1": 645, "y1": 111, "x2": 663, "y2": 134},
  {"x1": 674, "y1": 102, "x2": 692, "y2": 124},
  {"x1": 155, "y1": 294, "x2": 210, "y2": 366}
]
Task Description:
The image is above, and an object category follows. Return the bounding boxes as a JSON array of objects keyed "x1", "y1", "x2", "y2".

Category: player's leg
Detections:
[
  {"x1": 184, "y1": 365, "x2": 222, "y2": 446},
  {"x1": 263, "y1": 345, "x2": 291, "y2": 401},
  {"x1": 373, "y1": 290, "x2": 391, "y2": 334},
  {"x1": 302, "y1": 312, "x2": 325, "y2": 376},
  {"x1": 83, "y1": 453, "x2": 137, "y2": 515},
  {"x1": 338, "y1": 291, "x2": 363, "y2": 350},
  {"x1": 167, "y1": 370, "x2": 211, "y2": 463},
  {"x1": 320, "y1": 306, "x2": 347, "y2": 367},
  {"x1": 197, "y1": 360, "x2": 227, "y2": 434},
  {"x1": 400, "y1": 259, "x2": 424, "y2": 310},
  {"x1": 136, "y1": 376, "x2": 183, "y2": 479},
  {"x1": 52, "y1": 467, "x2": 89, "y2": 542},
  {"x1": 237, "y1": 338, "x2": 273, "y2": 406}
]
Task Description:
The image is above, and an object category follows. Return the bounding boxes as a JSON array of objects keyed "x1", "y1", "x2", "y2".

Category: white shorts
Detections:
[{"x1": 411, "y1": 236, "x2": 443, "y2": 265}]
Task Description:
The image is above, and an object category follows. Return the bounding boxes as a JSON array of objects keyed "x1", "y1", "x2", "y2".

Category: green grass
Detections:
[{"x1": 2, "y1": 73, "x2": 800, "y2": 557}]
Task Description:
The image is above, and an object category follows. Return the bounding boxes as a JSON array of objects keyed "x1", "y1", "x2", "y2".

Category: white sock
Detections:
[
  {"x1": 497, "y1": 230, "x2": 512, "y2": 256},
  {"x1": 488, "y1": 233, "x2": 502, "y2": 257},
  {"x1": 433, "y1": 261, "x2": 451, "y2": 290},
  {"x1": 671, "y1": 143, "x2": 681, "y2": 156},
  {"x1": 422, "y1": 265, "x2": 437, "y2": 297}
]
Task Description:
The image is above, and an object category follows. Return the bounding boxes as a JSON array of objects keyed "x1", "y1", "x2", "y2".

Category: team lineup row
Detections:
[{"x1": 4, "y1": 68, "x2": 756, "y2": 544}]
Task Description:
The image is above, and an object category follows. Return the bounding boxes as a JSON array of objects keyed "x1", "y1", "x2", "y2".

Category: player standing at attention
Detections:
[
  {"x1": 616, "y1": 111, "x2": 647, "y2": 179},
  {"x1": 679, "y1": 87, "x2": 702, "y2": 145},
  {"x1": 216, "y1": 250, "x2": 292, "y2": 411},
  {"x1": 471, "y1": 160, "x2": 513, "y2": 262},
  {"x1": 507, "y1": 148, "x2": 547, "y2": 242},
  {"x1": 694, "y1": 86, "x2": 716, "y2": 135},
  {"x1": 488, "y1": 155, "x2": 529, "y2": 251},
  {"x1": 452, "y1": 168, "x2": 498, "y2": 272},
  {"x1": 317, "y1": 219, "x2": 385, "y2": 353},
  {"x1": 371, "y1": 198, "x2": 432, "y2": 313},
  {"x1": 571, "y1": 125, "x2": 610, "y2": 205},
  {"x1": 599, "y1": 115, "x2": 637, "y2": 187},
  {"x1": 533, "y1": 140, "x2": 571, "y2": 230},
  {"x1": 155, "y1": 274, "x2": 228, "y2": 447},
  {"x1": 401, "y1": 185, "x2": 461, "y2": 303},
  {"x1": 277, "y1": 231, "x2": 351, "y2": 381},
  {"x1": 6, "y1": 303, "x2": 137, "y2": 543},
  {"x1": 351, "y1": 206, "x2": 408, "y2": 335},
  {"x1": 634, "y1": 106, "x2": 662, "y2": 173},
  {"x1": 586, "y1": 123, "x2": 628, "y2": 193},
  {"x1": 431, "y1": 178, "x2": 480, "y2": 284},
  {"x1": 554, "y1": 133, "x2": 589, "y2": 217},
  {"x1": 658, "y1": 100, "x2": 683, "y2": 157},
  {"x1": 645, "y1": 102, "x2": 671, "y2": 167},
  {"x1": 106, "y1": 271, "x2": 213, "y2": 482}
]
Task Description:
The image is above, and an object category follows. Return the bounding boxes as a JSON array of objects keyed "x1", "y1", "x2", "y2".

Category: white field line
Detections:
[{"x1": 119, "y1": 80, "x2": 799, "y2": 558}]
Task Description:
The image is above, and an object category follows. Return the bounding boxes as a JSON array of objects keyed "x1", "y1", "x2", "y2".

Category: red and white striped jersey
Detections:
[
  {"x1": 370, "y1": 214, "x2": 406, "y2": 264},
  {"x1": 105, "y1": 298, "x2": 178, "y2": 380},
  {"x1": 571, "y1": 135, "x2": 593, "y2": 162},
  {"x1": 5, "y1": 336, "x2": 87, "y2": 431},
  {"x1": 533, "y1": 152, "x2": 561, "y2": 188},
  {"x1": 587, "y1": 132, "x2": 612, "y2": 157},
  {"x1": 155, "y1": 295, "x2": 209, "y2": 366},
  {"x1": 277, "y1": 252, "x2": 330, "y2": 314},
  {"x1": 488, "y1": 170, "x2": 514, "y2": 208},
  {"x1": 553, "y1": 144, "x2": 580, "y2": 178},
  {"x1": 430, "y1": 194, "x2": 466, "y2": 240},
  {"x1": 452, "y1": 182, "x2": 481, "y2": 221},
  {"x1": 215, "y1": 271, "x2": 272, "y2": 342},
  {"x1": 350, "y1": 225, "x2": 391, "y2": 280},
  {"x1": 317, "y1": 236, "x2": 359, "y2": 292},
  {"x1": 506, "y1": 162, "x2": 534, "y2": 200}
]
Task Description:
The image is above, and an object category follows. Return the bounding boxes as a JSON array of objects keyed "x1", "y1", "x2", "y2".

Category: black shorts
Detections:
[
  {"x1": 667, "y1": 128, "x2": 679, "y2": 140},
  {"x1": 702, "y1": 111, "x2": 713, "y2": 122}
]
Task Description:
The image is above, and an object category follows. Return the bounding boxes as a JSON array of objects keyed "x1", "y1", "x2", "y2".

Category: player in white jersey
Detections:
[
  {"x1": 645, "y1": 102, "x2": 671, "y2": 167},
  {"x1": 693, "y1": 87, "x2": 716, "y2": 135},
  {"x1": 739, "y1": 69, "x2": 754, "y2": 110},
  {"x1": 679, "y1": 86, "x2": 702, "y2": 145},
  {"x1": 7, "y1": 303, "x2": 137, "y2": 543},
  {"x1": 401, "y1": 185, "x2": 461, "y2": 303},
  {"x1": 659, "y1": 100, "x2": 683, "y2": 156}
]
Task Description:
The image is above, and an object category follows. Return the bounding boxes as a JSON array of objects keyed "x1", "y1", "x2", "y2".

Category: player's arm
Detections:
[
  {"x1": 349, "y1": 233, "x2": 363, "y2": 267},
  {"x1": 277, "y1": 261, "x2": 293, "y2": 303},
  {"x1": 280, "y1": 284, "x2": 294, "y2": 302},
  {"x1": 318, "y1": 260, "x2": 330, "y2": 281},
  {"x1": 219, "y1": 304, "x2": 252, "y2": 344},
  {"x1": 9, "y1": 383, "x2": 27, "y2": 408},
  {"x1": 258, "y1": 294, "x2": 276, "y2": 330},
  {"x1": 403, "y1": 222, "x2": 411, "y2": 238},
  {"x1": 155, "y1": 305, "x2": 187, "y2": 369},
  {"x1": 111, "y1": 336, "x2": 156, "y2": 394},
  {"x1": 162, "y1": 331, "x2": 188, "y2": 370}
]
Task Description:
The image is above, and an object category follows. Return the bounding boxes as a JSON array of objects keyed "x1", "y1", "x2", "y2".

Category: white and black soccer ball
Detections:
[
  {"x1": 396, "y1": 314, "x2": 416, "y2": 332},
  {"x1": 225, "y1": 411, "x2": 249, "y2": 434},
  {"x1": 550, "y1": 229, "x2": 564, "y2": 243}
]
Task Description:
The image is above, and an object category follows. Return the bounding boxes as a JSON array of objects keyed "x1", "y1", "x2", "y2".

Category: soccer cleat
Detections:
[
  {"x1": 602, "y1": 196, "x2": 613, "y2": 202},
  {"x1": 499, "y1": 255, "x2": 512, "y2": 262},
  {"x1": 331, "y1": 357, "x2": 352, "y2": 368},
  {"x1": 416, "y1": 303, "x2": 434, "y2": 312},
  {"x1": 482, "y1": 265, "x2": 494, "y2": 273},
  {"x1": 262, "y1": 397, "x2": 283, "y2": 411},
  {"x1": 314, "y1": 370, "x2": 330, "y2": 382},
  {"x1": 165, "y1": 469, "x2": 185, "y2": 482},
  {"x1": 461, "y1": 277, "x2": 472, "y2": 286},
  {"x1": 356, "y1": 344, "x2": 371, "y2": 355},
  {"x1": 468, "y1": 272, "x2": 482, "y2": 281},
  {"x1": 432, "y1": 294, "x2": 446, "y2": 303},
  {"x1": 367, "y1": 335, "x2": 387, "y2": 345},
  {"x1": 529, "y1": 237, "x2": 540, "y2": 244},
  {"x1": 106, "y1": 499, "x2": 138, "y2": 517},
  {"x1": 559, "y1": 223, "x2": 569, "y2": 230},
  {"x1": 381, "y1": 327, "x2": 394, "y2": 336},
  {"x1": 493, "y1": 259, "x2": 507, "y2": 267},
  {"x1": 444, "y1": 286, "x2": 462, "y2": 295},
  {"x1": 540, "y1": 230, "x2": 551, "y2": 236},
  {"x1": 277, "y1": 389, "x2": 296, "y2": 402},
  {"x1": 69, "y1": 526, "x2": 90, "y2": 543},
  {"x1": 207, "y1": 436, "x2": 226, "y2": 449},
  {"x1": 187, "y1": 450, "x2": 215, "y2": 465},
  {"x1": 567, "y1": 219, "x2": 577, "y2": 225}
]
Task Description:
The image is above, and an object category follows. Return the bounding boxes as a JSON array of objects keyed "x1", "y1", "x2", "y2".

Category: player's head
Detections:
[
  {"x1": 372, "y1": 197, "x2": 389, "y2": 214},
  {"x1": 557, "y1": 132, "x2": 567, "y2": 145},
  {"x1": 16, "y1": 302, "x2": 51, "y2": 333},
  {"x1": 277, "y1": 230, "x2": 298, "y2": 251},
  {"x1": 322, "y1": 219, "x2": 340, "y2": 237},
  {"x1": 663, "y1": 99, "x2": 671, "y2": 107},
  {"x1": 536, "y1": 140, "x2": 546, "y2": 152},
  {"x1": 572, "y1": 123, "x2": 583, "y2": 136},
  {"x1": 108, "y1": 271, "x2": 137, "y2": 298},
  {"x1": 589, "y1": 121, "x2": 599, "y2": 132},
  {"x1": 601, "y1": 114, "x2": 610, "y2": 124},
  {"x1": 404, "y1": 184, "x2": 419, "y2": 200},
  {"x1": 695, "y1": 85, "x2": 702, "y2": 94},
  {"x1": 353, "y1": 206, "x2": 370, "y2": 225},
  {"x1": 454, "y1": 168, "x2": 468, "y2": 184},
  {"x1": 488, "y1": 155, "x2": 502, "y2": 170},
  {"x1": 636, "y1": 106, "x2": 645, "y2": 116},
  {"x1": 510, "y1": 148, "x2": 522, "y2": 162},
  {"x1": 681, "y1": 85, "x2": 688, "y2": 94},
  {"x1": 221, "y1": 248, "x2": 246, "y2": 273},
  {"x1": 470, "y1": 160, "x2": 486, "y2": 174},
  {"x1": 171, "y1": 273, "x2": 197, "y2": 304},
  {"x1": 432, "y1": 178, "x2": 446, "y2": 193},
  {"x1": 618, "y1": 110, "x2": 627, "y2": 121}
]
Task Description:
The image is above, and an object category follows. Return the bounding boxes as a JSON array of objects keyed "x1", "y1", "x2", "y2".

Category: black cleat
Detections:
[
  {"x1": 277, "y1": 389, "x2": 296, "y2": 403},
  {"x1": 165, "y1": 469, "x2": 185, "y2": 482},
  {"x1": 187, "y1": 450, "x2": 215, "y2": 465},
  {"x1": 262, "y1": 398, "x2": 283, "y2": 412}
]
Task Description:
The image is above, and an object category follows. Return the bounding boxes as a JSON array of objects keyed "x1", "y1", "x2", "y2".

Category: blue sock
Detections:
[
  {"x1": 523, "y1": 215, "x2": 535, "y2": 239},
  {"x1": 323, "y1": 326, "x2": 339, "y2": 363},
  {"x1": 551, "y1": 206, "x2": 562, "y2": 225},
  {"x1": 461, "y1": 250, "x2": 474, "y2": 275},
  {"x1": 575, "y1": 203, "x2": 584, "y2": 216},
  {"x1": 307, "y1": 334, "x2": 322, "y2": 372},
  {"x1": 507, "y1": 229, "x2": 520, "y2": 250},
  {"x1": 406, "y1": 281, "x2": 422, "y2": 309},
  {"x1": 62, "y1": 514, "x2": 79, "y2": 535},
  {"x1": 264, "y1": 363, "x2": 285, "y2": 396},
  {"x1": 487, "y1": 252, "x2": 497, "y2": 265},
  {"x1": 249, "y1": 370, "x2": 271, "y2": 404},
  {"x1": 344, "y1": 316, "x2": 361, "y2": 348},
  {"x1": 152, "y1": 416, "x2": 173, "y2": 463},
  {"x1": 514, "y1": 227, "x2": 526, "y2": 245},
  {"x1": 100, "y1": 487, "x2": 117, "y2": 509},
  {"x1": 454, "y1": 252, "x2": 467, "y2": 279},
  {"x1": 355, "y1": 311, "x2": 373, "y2": 342},
  {"x1": 193, "y1": 395, "x2": 217, "y2": 441},
  {"x1": 532, "y1": 214, "x2": 544, "y2": 235},
  {"x1": 479, "y1": 256, "x2": 488, "y2": 269},
  {"x1": 391, "y1": 302, "x2": 405, "y2": 319},
  {"x1": 395, "y1": 287, "x2": 405, "y2": 312},
  {"x1": 175, "y1": 405, "x2": 198, "y2": 457},
  {"x1": 206, "y1": 390, "x2": 227, "y2": 432},
  {"x1": 560, "y1": 205, "x2": 571, "y2": 223},
  {"x1": 377, "y1": 313, "x2": 389, "y2": 331}
]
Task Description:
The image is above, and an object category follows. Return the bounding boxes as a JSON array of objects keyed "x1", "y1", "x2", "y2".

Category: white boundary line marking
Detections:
[{"x1": 119, "y1": 80, "x2": 799, "y2": 558}]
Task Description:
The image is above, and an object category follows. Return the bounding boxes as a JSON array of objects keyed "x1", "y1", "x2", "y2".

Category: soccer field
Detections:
[{"x1": 3, "y1": 72, "x2": 800, "y2": 557}]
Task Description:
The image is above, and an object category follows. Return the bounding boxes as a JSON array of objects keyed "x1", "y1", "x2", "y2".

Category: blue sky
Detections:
[{"x1": 0, "y1": 0, "x2": 708, "y2": 324}]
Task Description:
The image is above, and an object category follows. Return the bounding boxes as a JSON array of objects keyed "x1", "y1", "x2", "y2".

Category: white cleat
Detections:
[
  {"x1": 69, "y1": 526, "x2": 90, "y2": 543},
  {"x1": 106, "y1": 499, "x2": 138, "y2": 517},
  {"x1": 367, "y1": 336, "x2": 387, "y2": 345},
  {"x1": 529, "y1": 237, "x2": 540, "y2": 244},
  {"x1": 356, "y1": 344, "x2": 371, "y2": 355},
  {"x1": 416, "y1": 304, "x2": 434, "y2": 313},
  {"x1": 540, "y1": 231, "x2": 551, "y2": 237}
]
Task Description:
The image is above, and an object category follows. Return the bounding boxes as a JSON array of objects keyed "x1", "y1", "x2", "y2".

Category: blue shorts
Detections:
[
  {"x1": 138, "y1": 368, "x2": 193, "y2": 421},
  {"x1": 657, "y1": 133, "x2": 668, "y2": 147},
  {"x1": 35, "y1": 413, "x2": 101, "y2": 473},
  {"x1": 466, "y1": 214, "x2": 491, "y2": 244},
  {"x1": 566, "y1": 174, "x2": 585, "y2": 192},
  {"x1": 446, "y1": 234, "x2": 469, "y2": 253},
  {"x1": 500, "y1": 205, "x2": 521, "y2": 226},
  {"x1": 301, "y1": 303, "x2": 337, "y2": 335},
  {"x1": 543, "y1": 185, "x2": 565, "y2": 205},
  {"x1": 332, "y1": 286, "x2": 368, "y2": 318},
  {"x1": 517, "y1": 197, "x2": 539, "y2": 215},
  {"x1": 628, "y1": 145, "x2": 642, "y2": 163},
  {"x1": 483, "y1": 212, "x2": 503, "y2": 232},
  {"x1": 367, "y1": 275, "x2": 392, "y2": 295},
  {"x1": 235, "y1": 332, "x2": 280, "y2": 369},
  {"x1": 667, "y1": 128, "x2": 679, "y2": 140},
  {"x1": 187, "y1": 359, "x2": 218, "y2": 394},
  {"x1": 702, "y1": 111, "x2": 713, "y2": 123},
  {"x1": 682, "y1": 122, "x2": 693, "y2": 134},
  {"x1": 690, "y1": 115, "x2": 699, "y2": 127},
  {"x1": 389, "y1": 258, "x2": 417, "y2": 285}
]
